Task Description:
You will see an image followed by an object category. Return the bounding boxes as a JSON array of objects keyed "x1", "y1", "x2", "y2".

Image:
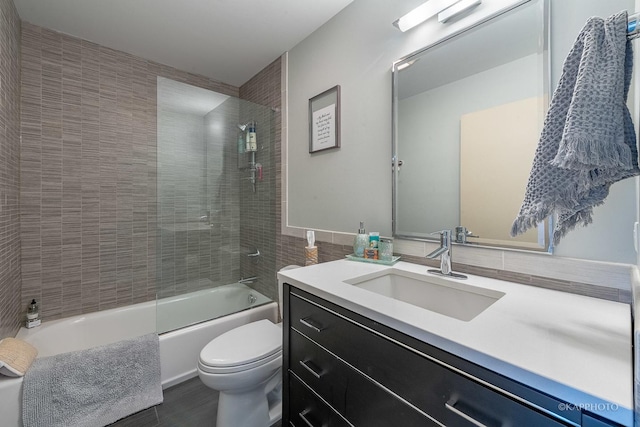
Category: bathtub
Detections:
[{"x1": 0, "y1": 283, "x2": 278, "y2": 427}]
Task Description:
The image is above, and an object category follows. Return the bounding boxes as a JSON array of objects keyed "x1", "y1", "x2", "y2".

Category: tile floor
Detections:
[
  {"x1": 110, "y1": 377, "x2": 218, "y2": 426},
  {"x1": 110, "y1": 377, "x2": 282, "y2": 427}
]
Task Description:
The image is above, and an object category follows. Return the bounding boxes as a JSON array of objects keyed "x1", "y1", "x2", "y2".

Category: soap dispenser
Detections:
[
  {"x1": 26, "y1": 299, "x2": 41, "y2": 328},
  {"x1": 353, "y1": 222, "x2": 369, "y2": 257}
]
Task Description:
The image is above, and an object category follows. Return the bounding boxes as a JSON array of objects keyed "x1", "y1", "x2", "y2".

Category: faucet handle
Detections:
[
  {"x1": 454, "y1": 226, "x2": 479, "y2": 243},
  {"x1": 429, "y1": 230, "x2": 452, "y2": 246}
]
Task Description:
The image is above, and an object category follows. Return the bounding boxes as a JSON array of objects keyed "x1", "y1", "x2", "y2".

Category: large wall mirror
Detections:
[{"x1": 392, "y1": 0, "x2": 551, "y2": 251}]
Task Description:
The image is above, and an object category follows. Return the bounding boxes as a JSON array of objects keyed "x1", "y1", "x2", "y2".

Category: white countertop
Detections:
[{"x1": 278, "y1": 260, "x2": 633, "y2": 425}]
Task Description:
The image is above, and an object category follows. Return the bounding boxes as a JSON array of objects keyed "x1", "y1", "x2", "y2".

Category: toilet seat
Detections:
[
  {"x1": 198, "y1": 350, "x2": 281, "y2": 374},
  {"x1": 199, "y1": 319, "x2": 282, "y2": 374}
]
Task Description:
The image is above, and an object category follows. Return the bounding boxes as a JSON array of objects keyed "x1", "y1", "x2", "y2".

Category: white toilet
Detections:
[{"x1": 197, "y1": 265, "x2": 300, "y2": 427}]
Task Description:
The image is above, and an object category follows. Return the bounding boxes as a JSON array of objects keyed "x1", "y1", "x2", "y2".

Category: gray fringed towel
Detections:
[
  {"x1": 22, "y1": 333, "x2": 163, "y2": 427},
  {"x1": 511, "y1": 11, "x2": 639, "y2": 244}
]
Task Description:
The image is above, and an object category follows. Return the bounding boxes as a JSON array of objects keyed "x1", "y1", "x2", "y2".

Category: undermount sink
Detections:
[{"x1": 344, "y1": 269, "x2": 505, "y2": 322}]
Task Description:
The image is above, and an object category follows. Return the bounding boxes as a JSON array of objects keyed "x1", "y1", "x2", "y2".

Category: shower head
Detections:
[{"x1": 238, "y1": 121, "x2": 256, "y2": 132}]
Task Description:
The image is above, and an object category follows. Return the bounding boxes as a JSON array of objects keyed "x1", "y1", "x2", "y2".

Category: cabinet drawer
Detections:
[
  {"x1": 289, "y1": 328, "x2": 348, "y2": 413},
  {"x1": 582, "y1": 414, "x2": 619, "y2": 427},
  {"x1": 439, "y1": 370, "x2": 568, "y2": 427},
  {"x1": 289, "y1": 328, "x2": 438, "y2": 426},
  {"x1": 289, "y1": 290, "x2": 571, "y2": 427},
  {"x1": 289, "y1": 375, "x2": 350, "y2": 427}
]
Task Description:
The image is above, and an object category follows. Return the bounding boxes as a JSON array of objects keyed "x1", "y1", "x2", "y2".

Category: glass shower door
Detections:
[{"x1": 156, "y1": 77, "x2": 275, "y2": 333}]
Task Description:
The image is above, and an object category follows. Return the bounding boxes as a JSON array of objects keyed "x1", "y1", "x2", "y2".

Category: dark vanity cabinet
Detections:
[{"x1": 282, "y1": 284, "x2": 624, "y2": 427}]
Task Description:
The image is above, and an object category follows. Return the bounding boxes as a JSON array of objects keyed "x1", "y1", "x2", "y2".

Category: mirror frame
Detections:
[{"x1": 391, "y1": 0, "x2": 551, "y2": 252}]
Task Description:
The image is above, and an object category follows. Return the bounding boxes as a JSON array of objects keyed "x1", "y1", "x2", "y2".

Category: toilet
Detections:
[{"x1": 197, "y1": 265, "x2": 300, "y2": 427}]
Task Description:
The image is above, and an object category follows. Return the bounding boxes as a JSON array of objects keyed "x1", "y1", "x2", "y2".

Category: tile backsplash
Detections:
[{"x1": 277, "y1": 233, "x2": 631, "y2": 304}]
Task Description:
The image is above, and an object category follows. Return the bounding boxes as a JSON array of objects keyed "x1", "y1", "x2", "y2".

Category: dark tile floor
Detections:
[
  {"x1": 110, "y1": 377, "x2": 282, "y2": 427},
  {"x1": 110, "y1": 377, "x2": 219, "y2": 427}
]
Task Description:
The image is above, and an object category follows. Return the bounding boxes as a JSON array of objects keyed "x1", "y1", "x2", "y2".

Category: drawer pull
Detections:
[
  {"x1": 445, "y1": 403, "x2": 492, "y2": 427},
  {"x1": 299, "y1": 408, "x2": 321, "y2": 427},
  {"x1": 299, "y1": 359, "x2": 323, "y2": 379},
  {"x1": 299, "y1": 317, "x2": 324, "y2": 332}
]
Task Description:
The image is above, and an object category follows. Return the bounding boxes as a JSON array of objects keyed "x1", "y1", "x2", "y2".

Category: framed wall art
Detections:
[{"x1": 309, "y1": 85, "x2": 341, "y2": 153}]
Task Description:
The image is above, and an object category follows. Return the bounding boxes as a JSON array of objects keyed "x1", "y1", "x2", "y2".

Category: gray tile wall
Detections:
[
  {"x1": 239, "y1": 58, "x2": 281, "y2": 302},
  {"x1": 0, "y1": 0, "x2": 22, "y2": 338},
  {"x1": 20, "y1": 22, "x2": 239, "y2": 321},
  {"x1": 156, "y1": 96, "x2": 243, "y2": 297},
  {"x1": 204, "y1": 98, "x2": 242, "y2": 287},
  {"x1": 201, "y1": 98, "x2": 243, "y2": 285},
  {"x1": 157, "y1": 109, "x2": 210, "y2": 297}
]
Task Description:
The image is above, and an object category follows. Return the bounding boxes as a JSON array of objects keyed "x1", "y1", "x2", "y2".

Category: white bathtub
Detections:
[{"x1": 0, "y1": 283, "x2": 278, "y2": 427}]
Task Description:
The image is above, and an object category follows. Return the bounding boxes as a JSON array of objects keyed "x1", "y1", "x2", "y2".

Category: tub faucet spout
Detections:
[{"x1": 238, "y1": 276, "x2": 257, "y2": 285}]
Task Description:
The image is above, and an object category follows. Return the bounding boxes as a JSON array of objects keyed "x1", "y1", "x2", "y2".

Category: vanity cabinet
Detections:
[{"x1": 282, "y1": 284, "x2": 620, "y2": 427}]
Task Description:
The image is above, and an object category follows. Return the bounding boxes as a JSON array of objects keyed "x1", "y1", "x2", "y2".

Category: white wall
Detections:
[{"x1": 286, "y1": 0, "x2": 638, "y2": 264}]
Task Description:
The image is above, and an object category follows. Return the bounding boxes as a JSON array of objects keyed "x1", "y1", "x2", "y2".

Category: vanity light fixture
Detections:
[
  {"x1": 393, "y1": 0, "x2": 461, "y2": 32},
  {"x1": 396, "y1": 60, "x2": 416, "y2": 70},
  {"x1": 438, "y1": 0, "x2": 482, "y2": 23}
]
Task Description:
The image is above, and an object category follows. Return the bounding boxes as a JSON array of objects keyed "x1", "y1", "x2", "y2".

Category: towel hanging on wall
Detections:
[{"x1": 511, "y1": 10, "x2": 640, "y2": 245}]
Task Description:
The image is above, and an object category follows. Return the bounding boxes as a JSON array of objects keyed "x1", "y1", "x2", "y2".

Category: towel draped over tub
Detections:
[
  {"x1": 22, "y1": 333, "x2": 163, "y2": 427},
  {"x1": 511, "y1": 11, "x2": 640, "y2": 244},
  {"x1": 0, "y1": 338, "x2": 38, "y2": 377}
]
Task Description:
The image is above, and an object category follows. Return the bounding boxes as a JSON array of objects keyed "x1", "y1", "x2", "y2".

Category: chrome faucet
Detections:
[
  {"x1": 454, "y1": 226, "x2": 478, "y2": 244},
  {"x1": 426, "y1": 230, "x2": 467, "y2": 279},
  {"x1": 426, "y1": 230, "x2": 452, "y2": 275}
]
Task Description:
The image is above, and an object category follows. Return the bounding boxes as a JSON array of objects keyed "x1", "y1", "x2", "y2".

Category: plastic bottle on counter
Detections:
[{"x1": 353, "y1": 222, "x2": 369, "y2": 257}]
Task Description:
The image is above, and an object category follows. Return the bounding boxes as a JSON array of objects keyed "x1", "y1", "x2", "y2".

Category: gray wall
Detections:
[
  {"x1": 157, "y1": 110, "x2": 206, "y2": 227},
  {"x1": 287, "y1": 0, "x2": 639, "y2": 263},
  {"x1": 287, "y1": 0, "x2": 535, "y2": 236},
  {"x1": 0, "y1": 0, "x2": 21, "y2": 339},
  {"x1": 156, "y1": 101, "x2": 242, "y2": 298},
  {"x1": 240, "y1": 58, "x2": 281, "y2": 303},
  {"x1": 205, "y1": 98, "x2": 242, "y2": 289},
  {"x1": 19, "y1": 22, "x2": 239, "y2": 323},
  {"x1": 1, "y1": 15, "x2": 280, "y2": 338}
]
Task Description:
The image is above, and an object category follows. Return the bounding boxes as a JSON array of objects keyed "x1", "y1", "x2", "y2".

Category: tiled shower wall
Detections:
[
  {"x1": 19, "y1": 22, "x2": 239, "y2": 321},
  {"x1": 156, "y1": 96, "x2": 242, "y2": 297},
  {"x1": 203, "y1": 99, "x2": 242, "y2": 288},
  {"x1": 238, "y1": 58, "x2": 281, "y2": 302},
  {"x1": 0, "y1": 0, "x2": 22, "y2": 338}
]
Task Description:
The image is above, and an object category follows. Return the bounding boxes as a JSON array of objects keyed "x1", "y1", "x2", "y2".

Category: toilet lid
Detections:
[{"x1": 199, "y1": 319, "x2": 282, "y2": 369}]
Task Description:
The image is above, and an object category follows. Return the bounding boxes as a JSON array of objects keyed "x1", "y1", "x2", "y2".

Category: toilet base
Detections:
[
  {"x1": 267, "y1": 382, "x2": 282, "y2": 425},
  {"x1": 196, "y1": 318, "x2": 285, "y2": 427},
  {"x1": 216, "y1": 383, "x2": 282, "y2": 427}
]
